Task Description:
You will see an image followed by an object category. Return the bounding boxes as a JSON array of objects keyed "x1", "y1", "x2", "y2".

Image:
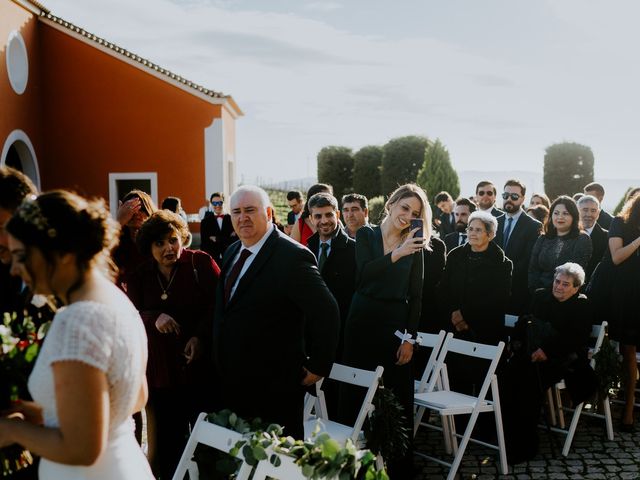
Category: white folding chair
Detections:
[
  {"x1": 304, "y1": 363, "x2": 384, "y2": 449},
  {"x1": 414, "y1": 336, "x2": 508, "y2": 480},
  {"x1": 251, "y1": 449, "x2": 306, "y2": 480},
  {"x1": 548, "y1": 321, "x2": 614, "y2": 456},
  {"x1": 172, "y1": 412, "x2": 252, "y2": 480}
]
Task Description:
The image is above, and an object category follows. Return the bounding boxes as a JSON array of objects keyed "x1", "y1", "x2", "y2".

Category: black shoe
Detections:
[{"x1": 620, "y1": 421, "x2": 635, "y2": 433}]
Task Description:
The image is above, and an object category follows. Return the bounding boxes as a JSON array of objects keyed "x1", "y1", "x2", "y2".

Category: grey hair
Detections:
[
  {"x1": 577, "y1": 194, "x2": 600, "y2": 209},
  {"x1": 554, "y1": 262, "x2": 585, "y2": 287},
  {"x1": 467, "y1": 210, "x2": 498, "y2": 235},
  {"x1": 230, "y1": 185, "x2": 272, "y2": 210}
]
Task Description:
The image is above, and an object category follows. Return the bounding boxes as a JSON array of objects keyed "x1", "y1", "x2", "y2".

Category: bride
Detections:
[{"x1": 0, "y1": 191, "x2": 153, "y2": 479}]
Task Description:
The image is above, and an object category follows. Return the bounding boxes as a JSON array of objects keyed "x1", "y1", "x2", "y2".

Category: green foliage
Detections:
[
  {"x1": 613, "y1": 187, "x2": 633, "y2": 216},
  {"x1": 416, "y1": 139, "x2": 460, "y2": 200},
  {"x1": 543, "y1": 142, "x2": 594, "y2": 201},
  {"x1": 353, "y1": 145, "x2": 383, "y2": 200},
  {"x1": 368, "y1": 196, "x2": 385, "y2": 224},
  {"x1": 265, "y1": 188, "x2": 290, "y2": 225},
  {"x1": 363, "y1": 385, "x2": 410, "y2": 460},
  {"x1": 317, "y1": 146, "x2": 354, "y2": 200},
  {"x1": 198, "y1": 410, "x2": 389, "y2": 479},
  {"x1": 593, "y1": 333, "x2": 622, "y2": 398},
  {"x1": 381, "y1": 136, "x2": 430, "y2": 196}
]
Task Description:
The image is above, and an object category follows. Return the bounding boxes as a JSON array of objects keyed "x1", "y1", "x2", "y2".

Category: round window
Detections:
[{"x1": 6, "y1": 31, "x2": 29, "y2": 95}]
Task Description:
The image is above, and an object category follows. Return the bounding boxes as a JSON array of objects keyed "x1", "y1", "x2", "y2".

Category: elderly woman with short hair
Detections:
[
  {"x1": 439, "y1": 210, "x2": 513, "y2": 346},
  {"x1": 501, "y1": 263, "x2": 594, "y2": 464}
]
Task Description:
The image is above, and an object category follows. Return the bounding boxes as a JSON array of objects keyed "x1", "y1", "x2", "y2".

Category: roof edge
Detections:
[{"x1": 11, "y1": 0, "x2": 50, "y2": 15}]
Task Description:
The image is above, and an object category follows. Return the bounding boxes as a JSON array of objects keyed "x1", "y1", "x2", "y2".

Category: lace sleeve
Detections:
[{"x1": 49, "y1": 303, "x2": 114, "y2": 372}]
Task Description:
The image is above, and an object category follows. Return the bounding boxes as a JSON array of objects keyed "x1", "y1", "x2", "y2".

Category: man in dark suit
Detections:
[
  {"x1": 578, "y1": 194, "x2": 608, "y2": 282},
  {"x1": 494, "y1": 179, "x2": 542, "y2": 315},
  {"x1": 584, "y1": 182, "x2": 613, "y2": 230},
  {"x1": 443, "y1": 197, "x2": 476, "y2": 253},
  {"x1": 213, "y1": 186, "x2": 340, "y2": 440},
  {"x1": 307, "y1": 192, "x2": 356, "y2": 359},
  {"x1": 200, "y1": 192, "x2": 236, "y2": 264},
  {"x1": 476, "y1": 180, "x2": 504, "y2": 218},
  {"x1": 435, "y1": 191, "x2": 456, "y2": 236}
]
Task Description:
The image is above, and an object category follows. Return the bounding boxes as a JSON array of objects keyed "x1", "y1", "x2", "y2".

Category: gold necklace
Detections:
[{"x1": 157, "y1": 267, "x2": 179, "y2": 301}]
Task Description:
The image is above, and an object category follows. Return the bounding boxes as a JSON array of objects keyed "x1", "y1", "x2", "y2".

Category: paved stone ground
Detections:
[{"x1": 413, "y1": 402, "x2": 640, "y2": 479}]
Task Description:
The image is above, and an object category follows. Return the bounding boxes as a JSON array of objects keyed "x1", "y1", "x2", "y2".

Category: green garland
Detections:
[
  {"x1": 363, "y1": 384, "x2": 410, "y2": 460},
  {"x1": 592, "y1": 333, "x2": 622, "y2": 399}
]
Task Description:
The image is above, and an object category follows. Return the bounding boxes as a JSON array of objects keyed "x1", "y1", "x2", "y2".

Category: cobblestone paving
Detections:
[{"x1": 413, "y1": 404, "x2": 640, "y2": 479}]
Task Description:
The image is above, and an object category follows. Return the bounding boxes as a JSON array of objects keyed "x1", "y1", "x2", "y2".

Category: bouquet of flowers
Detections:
[{"x1": 0, "y1": 310, "x2": 50, "y2": 477}]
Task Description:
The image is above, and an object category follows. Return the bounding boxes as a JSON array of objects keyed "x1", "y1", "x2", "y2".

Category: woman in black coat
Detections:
[{"x1": 500, "y1": 263, "x2": 593, "y2": 463}]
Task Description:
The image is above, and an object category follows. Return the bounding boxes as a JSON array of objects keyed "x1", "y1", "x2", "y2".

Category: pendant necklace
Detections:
[{"x1": 157, "y1": 267, "x2": 178, "y2": 301}]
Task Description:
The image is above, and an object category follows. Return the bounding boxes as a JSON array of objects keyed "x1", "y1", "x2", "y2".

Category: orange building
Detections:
[{"x1": 1, "y1": 0, "x2": 242, "y2": 217}]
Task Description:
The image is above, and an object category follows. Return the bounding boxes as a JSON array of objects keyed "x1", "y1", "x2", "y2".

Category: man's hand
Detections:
[
  {"x1": 184, "y1": 337, "x2": 202, "y2": 364},
  {"x1": 451, "y1": 310, "x2": 469, "y2": 332},
  {"x1": 301, "y1": 367, "x2": 322, "y2": 386},
  {"x1": 155, "y1": 313, "x2": 181, "y2": 335},
  {"x1": 531, "y1": 348, "x2": 548, "y2": 363}
]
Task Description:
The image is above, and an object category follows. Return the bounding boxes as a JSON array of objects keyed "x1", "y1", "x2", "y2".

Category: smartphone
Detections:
[{"x1": 410, "y1": 218, "x2": 423, "y2": 237}]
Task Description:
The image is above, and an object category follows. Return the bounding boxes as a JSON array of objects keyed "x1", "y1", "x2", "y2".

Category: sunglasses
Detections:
[
  {"x1": 502, "y1": 193, "x2": 521, "y2": 201},
  {"x1": 211, "y1": 201, "x2": 223, "y2": 206},
  {"x1": 477, "y1": 190, "x2": 494, "y2": 197}
]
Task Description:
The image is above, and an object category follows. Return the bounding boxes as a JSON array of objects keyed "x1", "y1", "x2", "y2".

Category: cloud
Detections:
[{"x1": 304, "y1": 1, "x2": 343, "y2": 12}]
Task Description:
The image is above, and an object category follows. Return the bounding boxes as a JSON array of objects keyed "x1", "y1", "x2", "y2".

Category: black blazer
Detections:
[
  {"x1": 200, "y1": 214, "x2": 236, "y2": 263},
  {"x1": 488, "y1": 206, "x2": 505, "y2": 219},
  {"x1": 444, "y1": 231, "x2": 466, "y2": 253},
  {"x1": 439, "y1": 212, "x2": 455, "y2": 236},
  {"x1": 494, "y1": 211, "x2": 542, "y2": 315},
  {"x1": 585, "y1": 223, "x2": 608, "y2": 282},
  {"x1": 213, "y1": 227, "x2": 340, "y2": 433},
  {"x1": 308, "y1": 228, "x2": 356, "y2": 359},
  {"x1": 597, "y1": 209, "x2": 613, "y2": 230}
]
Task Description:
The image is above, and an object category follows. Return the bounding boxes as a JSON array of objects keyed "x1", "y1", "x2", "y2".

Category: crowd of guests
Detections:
[{"x1": 1, "y1": 162, "x2": 640, "y2": 478}]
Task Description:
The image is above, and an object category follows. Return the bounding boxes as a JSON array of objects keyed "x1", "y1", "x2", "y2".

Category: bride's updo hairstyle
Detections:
[{"x1": 6, "y1": 190, "x2": 120, "y2": 279}]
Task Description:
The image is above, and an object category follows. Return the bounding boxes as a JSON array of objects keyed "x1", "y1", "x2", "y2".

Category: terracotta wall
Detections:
[
  {"x1": 38, "y1": 22, "x2": 219, "y2": 213},
  {"x1": 0, "y1": 1, "x2": 43, "y2": 171}
]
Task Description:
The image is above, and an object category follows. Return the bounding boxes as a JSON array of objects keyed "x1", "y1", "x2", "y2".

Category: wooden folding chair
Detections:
[
  {"x1": 548, "y1": 321, "x2": 614, "y2": 456},
  {"x1": 414, "y1": 336, "x2": 508, "y2": 480},
  {"x1": 172, "y1": 412, "x2": 252, "y2": 480},
  {"x1": 304, "y1": 363, "x2": 383, "y2": 449}
]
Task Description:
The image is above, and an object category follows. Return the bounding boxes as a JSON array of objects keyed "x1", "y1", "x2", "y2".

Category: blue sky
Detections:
[{"x1": 45, "y1": 0, "x2": 640, "y2": 185}]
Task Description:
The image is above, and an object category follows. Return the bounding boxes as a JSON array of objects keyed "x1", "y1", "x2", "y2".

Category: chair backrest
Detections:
[
  {"x1": 415, "y1": 330, "x2": 448, "y2": 393},
  {"x1": 425, "y1": 335, "x2": 505, "y2": 402},
  {"x1": 251, "y1": 450, "x2": 306, "y2": 480},
  {"x1": 589, "y1": 321, "x2": 608, "y2": 368},
  {"x1": 172, "y1": 412, "x2": 251, "y2": 480}
]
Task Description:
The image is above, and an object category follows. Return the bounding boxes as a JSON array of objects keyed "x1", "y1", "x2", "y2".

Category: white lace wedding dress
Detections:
[{"x1": 28, "y1": 299, "x2": 154, "y2": 479}]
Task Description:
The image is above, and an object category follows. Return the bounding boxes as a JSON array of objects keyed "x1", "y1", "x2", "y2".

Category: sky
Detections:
[{"x1": 44, "y1": 0, "x2": 640, "y2": 186}]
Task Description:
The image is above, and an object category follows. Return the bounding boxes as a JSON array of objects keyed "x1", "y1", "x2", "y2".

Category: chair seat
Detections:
[
  {"x1": 414, "y1": 390, "x2": 493, "y2": 414},
  {"x1": 304, "y1": 419, "x2": 365, "y2": 446}
]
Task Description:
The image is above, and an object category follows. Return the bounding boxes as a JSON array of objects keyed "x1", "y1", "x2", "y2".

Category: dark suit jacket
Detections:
[
  {"x1": 585, "y1": 223, "x2": 608, "y2": 282},
  {"x1": 444, "y1": 231, "x2": 466, "y2": 253},
  {"x1": 307, "y1": 228, "x2": 356, "y2": 360},
  {"x1": 200, "y1": 214, "x2": 236, "y2": 264},
  {"x1": 489, "y1": 206, "x2": 505, "y2": 218},
  {"x1": 439, "y1": 212, "x2": 455, "y2": 236},
  {"x1": 597, "y1": 209, "x2": 613, "y2": 230},
  {"x1": 213, "y1": 227, "x2": 340, "y2": 437},
  {"x1": 494, "y1": 210, "x2": 542, "y2": 315}
]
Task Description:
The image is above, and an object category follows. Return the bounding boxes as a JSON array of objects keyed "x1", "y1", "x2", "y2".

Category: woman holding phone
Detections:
[{"x1": 341, "y1": 183, "x2": 429, "y2": 477}]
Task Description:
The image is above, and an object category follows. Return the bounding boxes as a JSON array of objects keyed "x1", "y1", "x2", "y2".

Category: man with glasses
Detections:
[
  {"x1": 494, "y1": 179, "x2": 542, "y2": 314},
  {"x1": 200, "y1": 192, "x2": 236, "y2": 264},
  {"x1": 475, "y1": 180, "x2": 504, "y2": 218}
]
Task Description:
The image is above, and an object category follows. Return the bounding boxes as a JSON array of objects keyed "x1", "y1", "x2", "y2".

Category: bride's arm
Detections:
[
  {"x1": 133, "y1": 376, "x2": 148, "y2": 414},
  {"x1": 0, "y1": 361, "x2": 109, "y2": 466}
]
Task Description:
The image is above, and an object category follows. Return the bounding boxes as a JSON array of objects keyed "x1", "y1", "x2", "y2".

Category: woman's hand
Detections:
[
  {"x1": 531, "y1": 348, "x2": 548, "y2": 362},
  {"x1": 396, "y1": 342, "x2": 414, "y2": 365},
  {"x1": 155, "y1": 313, "x2": 181, "y2": 335},
  {"x1": 1, "y1": 400, "x2": 43, "y2": 426},
  {"x1": 116, "y1": 197, "x2": 141, "y2": 226},
  {"x1": 391, "y1": 228, "x2": 425, "y2": 262},
  {"x1": 183, "y1": 337, "x2": 201, "y2": 364},
  {"x1": 451, "y1": 310, "x2": 469, "y2": 332}
]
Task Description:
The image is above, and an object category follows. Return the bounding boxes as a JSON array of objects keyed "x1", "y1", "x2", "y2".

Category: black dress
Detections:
[
  {"x1": 341, "y1": 225, "x2": 423, "y2": 473},
  {"x1": 608, "y1": 217, "x2": 640, "y2": 344}
]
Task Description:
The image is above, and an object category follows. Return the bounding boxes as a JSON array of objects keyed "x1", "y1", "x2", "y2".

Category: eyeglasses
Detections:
[
  {"x1": 477, "y1": 190, "x2": 494, "y2": 197},
  {"x1": 502, "y1": 192, "x2": 521, "y2": 201},
  {"x1": 211, "y1": 201, "x2": 223, "y2": 206},
  {"x1": 465, "y1": 226, "x2": 486, "y2": 234}
]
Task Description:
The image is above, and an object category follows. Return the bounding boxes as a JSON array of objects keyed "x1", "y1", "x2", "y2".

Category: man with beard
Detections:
[
  {"x1": 494, "y1": 179, "x2": 542, "y2": 314},
  {"x1": 443, "y1": 197, "x2": 476, "y2": 252},
  {"x1": 475, "y1": 180, "x2": 504, "y2": 218},
  {"x1": 577, "y1": 195, "x2": 608, "y2": 283}
]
